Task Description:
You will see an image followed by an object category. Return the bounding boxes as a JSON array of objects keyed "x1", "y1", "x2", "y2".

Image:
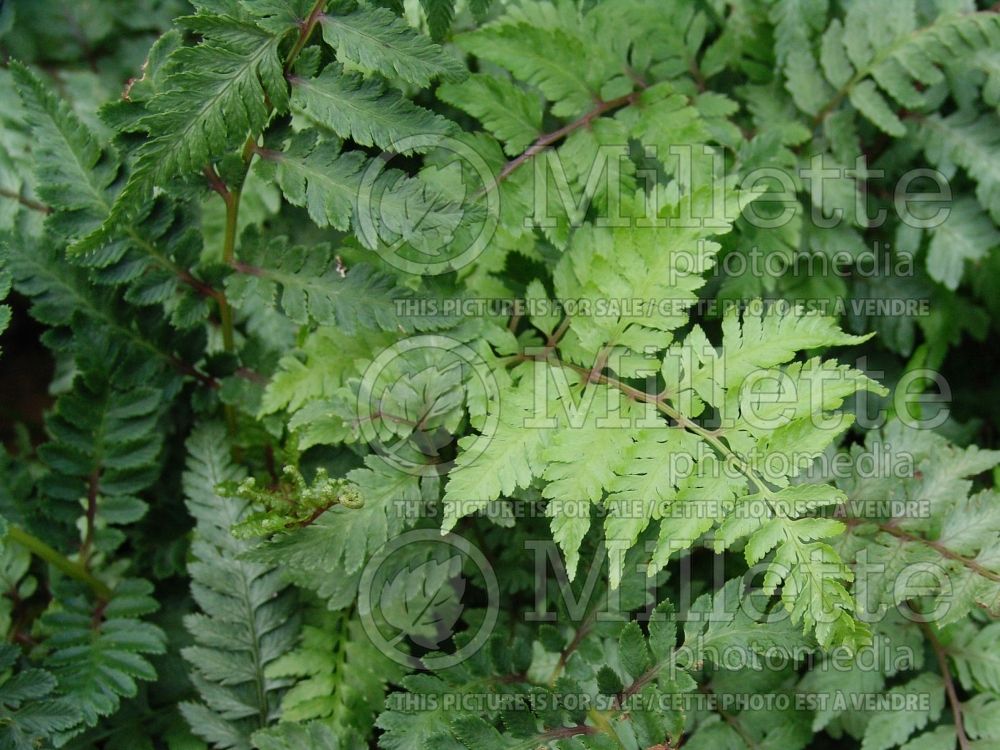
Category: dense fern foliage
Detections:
[{"x1": 1, "y1": 0, "x2": 1000, "y2": 748}]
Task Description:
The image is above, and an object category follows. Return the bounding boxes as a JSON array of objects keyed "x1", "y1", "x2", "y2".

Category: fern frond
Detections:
[
  {"x1": 0, "y1": 644, "x2": 80, "y2": 750},
  {"x1": 318, "y1": 5, "x2": 466, "y2": 88},
  {"x1": 417, "y1": 0, "x2": 453, "y2": 42},
  {"x1": 859, "y1": 673, "x2": 946, "y2": 750},
  {"x1": 0, "y1": 236, "x2": 193, "y2": 384},
  {"x1": 926, "y1": 197, "x2": 1000, "y2": 291},
  {"x1": 41, "y1": 579, "x2": 165, "y2": 738},
  {"x1": 258, "y1": 326, "x2": 393, "y2": 420},
  {"x1": 255, "y1": 130, "x2": 466, "y2": 253},
  {"x1": 225, "y1": 232, "x2": 438, "y2": 334},
  {"x1": 257, "y1": 131, "x2": 364, "y2": 232},
  {"x1": 380, "y1": 581, "x2": 808, "y2": 749},
  {"x1": 0, "y1": 68, "x2": 38, "y2": 237},
  {"x1": 0, "y1": 532, "x2": 35, "y2": 637},
  {"x1": 769, "y1": 0, "x2": 828, "y2": 70},
  {"x1": 251, "y1": 721, "x2": 346, "y2": 750},
  {"x1": 437, "y1": 73, "x2": 544, "y2": 155},
  {"x1": 180, "y1": 424, "x2": 300, "y2": 750},
  {"x1": 37, "y1": 370, "x2": 164, "y2": 550},
  {"x1": 919, "y1": 110, "x2": 1000, "y2": 224},
  {"x1": 839, "y1": 420, "x2": 1000, "y2": 626},
  {"x1": 442, "y1": 366, "x2": 554, "y2": 530},
  {"x1": 444, "y1": 297, "x2": 883, "y2": 648},
  {"x1": 687, "y1": 300, "x2": 873, "y2": 399},
  {"x1": 555, "y1": 184, "x2": 741, "y2": 359},
  {"x1": 12, "y1": 62, "x2": 213, "y2": 324},
  {"x1": 141, "y1": 4, "x2": 294, "y2": 173},
  {"x1": 265, "y1": 606, "x2": 404, "y2": 741},
  {"x1": 291, "y1": 63, "x2": 453, "y2": 152},
  {"x1": 80, "y1": 2, "x2": 303, "y2": 250},
  {"x1": 456, "y1": 24, "x2": 598, "y2": 117},
  {"x1": 791, "y1": 5, "x2": 1000, "y2": 136},
  {"x1": 242, "y1": 0, "x2": 320, "y2": 33},
  {"x1": 9, "y1": 62, "x2": 114, "y2": 244},
  {"x1": 247, "y1": 455, "x2": 426, "y2": 608}
]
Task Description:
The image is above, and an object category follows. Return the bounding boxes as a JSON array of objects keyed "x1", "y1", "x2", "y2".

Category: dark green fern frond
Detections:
[
  {"x1": 251, "y1": 721, "x2": 347, "y2": 750},
  {"x1": 76, "y1": 2, "x2": 305, "y2": 251},
  {"x1": 180, "y1": 424, "x2": 300, "y2": 749},
  {"x1": 40, "y1": 579, "x2": 165, "y2": 741},
  {"x1": 1, "y1": 235, "x2": 206, "y2": 385},
  {"x1": 37, "y1": 368, "x2": 165, "y2": 551},
  {"x1": 224, "y1": 231, "x2": 454, "y2": 334},
  {"x1": 290, "y1": 63, "x2": 454, "y2": 151},
  {"x1": 9, "y1": 62, "x2": 116, "y2": 245},
  {"x1": 317, "y1": 4, "x2": 466, "y2": 87},
  {"x1": 11, "y1": 63, "x2": 214, "y2": 326},
  {"x1": 0, "y1": 644, "x2": 80, "y2": 750},
  {"x1": 781, "y1": 3, "x2": 1000, "y2": 135}
]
